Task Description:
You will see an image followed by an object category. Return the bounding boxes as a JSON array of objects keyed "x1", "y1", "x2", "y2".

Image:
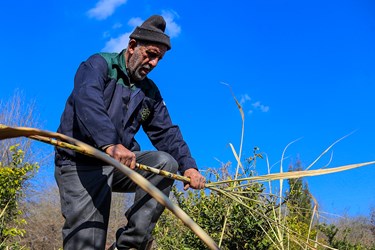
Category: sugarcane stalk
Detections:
[
  {"x1": 30, "y1": 134, "x2": 193, "y2": 184},
  {"x1": 0, "y1": 124, "x2": 220, "y2": 250},
  {"x1": 136, "y1": 163, "x2": 191, "y2": 183}
]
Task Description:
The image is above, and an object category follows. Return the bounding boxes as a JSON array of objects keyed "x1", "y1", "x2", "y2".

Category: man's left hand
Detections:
[{"x1": 183, "y1": 168, "x2": 206, "y2": 190}]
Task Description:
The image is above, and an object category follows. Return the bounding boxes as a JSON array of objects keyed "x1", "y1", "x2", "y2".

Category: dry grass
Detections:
[{"x1": 1, "y1": 89, "x2": 374, "y2": 249}]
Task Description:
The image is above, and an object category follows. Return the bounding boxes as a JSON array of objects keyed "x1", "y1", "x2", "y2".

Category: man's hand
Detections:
[
  {"x1": 105, "y1": 144, "x2": 136, "y2": 169},
  {"x1": 183, "y1": 168, "x2": 206, "y2": 190}
]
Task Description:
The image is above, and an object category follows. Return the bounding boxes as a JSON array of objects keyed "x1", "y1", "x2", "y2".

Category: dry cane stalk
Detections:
[
  {"x1": 29, "y1": 131, "x2": 375, "y2": 198},
  {"x1": 3, "y1": 125, "x2": 374, "y2": 249},
  {"x1": 0, "y1": 124, "x2": 220, "y2": 250},
  {"x1": 29, "y1": 131, "x2": 375, "y2": 195}
]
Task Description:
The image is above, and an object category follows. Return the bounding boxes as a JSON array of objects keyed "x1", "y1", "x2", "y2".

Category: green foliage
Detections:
[
  {"x1": 154, "y1": 152, "x2": 375, "y2": 249},
  {"x1": 286, "y1": 161, "x2": 313, "y2": 220},
  {"x1": 284, "y1": 159, "x2": 317, "y2": 248},
  {"x1": 154, "y1": 151, "x2": 275, "y2": 249},
  {"x1": 318, "y1": 223, "x2": 363, "y2": 249},
  {"x1": 0, "y1": 144, "x2": 39, "y2": 249},
  {"x1": 154, "y1": 183, "x2": 272, "y2": 250},
  {"x1": 318, "y1": 221, "x2": 375, "y2": 250}
]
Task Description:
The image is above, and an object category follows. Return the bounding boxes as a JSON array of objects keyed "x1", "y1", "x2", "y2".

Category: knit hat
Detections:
[{"x1": 129, "y1": 15, "x2": 171, "y2": 50}]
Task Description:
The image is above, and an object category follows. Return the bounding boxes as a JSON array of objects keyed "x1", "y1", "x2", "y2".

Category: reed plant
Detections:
[
  {"x1": 1, "y1": 88, "x2": 374, "y2": 249},
  {"x1": 153, "y1": 89, "x2": 375, "y2": 250}
]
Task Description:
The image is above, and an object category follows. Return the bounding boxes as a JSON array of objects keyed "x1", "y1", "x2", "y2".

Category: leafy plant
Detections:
[
  {"x1": 284, "y1": 159, "x2": 318, "y2": 249},
  {"x1": 0, "y1": 144, "x2": 39, "y2": 249},
  {"x1": 154, "y1": 183, "x2": 273, "y2": 249}
]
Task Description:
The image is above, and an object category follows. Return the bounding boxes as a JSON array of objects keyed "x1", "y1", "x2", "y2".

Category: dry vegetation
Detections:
[
  {"x1": 1, "y1": 91, "x2": 375, "y2": 249},
  {"x1": 19, "y1": 187, "x2": 130, "y2": 249}
]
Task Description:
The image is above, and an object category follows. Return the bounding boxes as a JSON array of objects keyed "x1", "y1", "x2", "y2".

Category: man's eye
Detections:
[
  {"x1": 147, "y1": 51, "x2": 161, "y2": 60},
  {"x1": 147, "y1": 51, "x2": 156, "y2": 57}
]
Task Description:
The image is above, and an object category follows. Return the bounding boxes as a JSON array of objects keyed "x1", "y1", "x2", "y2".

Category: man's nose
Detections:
[{"x1": 149, "y1": 57, "x2": 159, "y2": 67}]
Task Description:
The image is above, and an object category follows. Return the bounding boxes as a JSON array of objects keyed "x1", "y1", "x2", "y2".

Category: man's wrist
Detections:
[
  {"x1": 101, "y1": 144, "x2": 115, "y2": 151},
  {"x1": 182, "y1": 167, "x2": 199, "y2": 175}
]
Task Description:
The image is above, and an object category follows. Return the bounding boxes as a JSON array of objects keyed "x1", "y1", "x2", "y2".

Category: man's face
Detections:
[{"x1": 127, "y1": 42, "x2": 168, "y2": 81}]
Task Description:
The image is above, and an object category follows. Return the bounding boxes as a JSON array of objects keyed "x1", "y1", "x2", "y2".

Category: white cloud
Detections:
[
  {"x1": 112, "y1": 22, "x2": 123, "y2": 29},
  {"x1": 101, "y1": 17, "x2": 140, "y2": 52},
  {"x1": 240, "y1": 94, "x2": 251, "y2": 105},
  {"x1": 252, "y1": 101, "x2": 270, "y2": 113},
  {"x1": 128, "y1": 17, "x2": 143, "y2": 27},
  {"x1": 238, "y1": 95, "x2": 270, "y2": 114},
  {"x1": 102, "y1": 23, "x2": 124, "y2": 42},
  {"x1": 87, "y1": 0, "x2": 127, "y2": 20},
  {"x1": 252, "y1": 101, "x2": 261, "y2": 108},
  {"x1": 161, "y1": 10, "x2": 181, "y2": 38},
  {"x1": 260, "y1": 105, "x2": 270, "y2": 112},
  {"x1": 102, "y1": 32, "x2": 131, "y2": 52},
  {"x1": 103, "y1": 31, "x2": 111, "y2": 38}
]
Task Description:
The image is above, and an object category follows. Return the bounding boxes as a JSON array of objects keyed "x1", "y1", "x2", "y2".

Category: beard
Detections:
[{"x1": 127, "y1": 49, "x2": 152, "y2": 81}]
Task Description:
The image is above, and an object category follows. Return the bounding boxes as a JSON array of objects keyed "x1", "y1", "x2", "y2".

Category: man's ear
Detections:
[{"x1": 127, "y1": 39, "x2": 137, "y2": 54}]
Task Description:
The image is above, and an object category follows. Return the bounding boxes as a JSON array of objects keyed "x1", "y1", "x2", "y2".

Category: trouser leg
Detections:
[
  {"x1": 112, "y1": 151, "x2": 178, "y2": 250},
  {"x1": 55, "y1": 163, "x2": 113, "y2": 250}
]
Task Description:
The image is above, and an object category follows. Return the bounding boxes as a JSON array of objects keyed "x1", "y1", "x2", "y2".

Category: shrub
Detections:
[{"x1": 0, "y1": 144, "x2": 39, "y2": 249}]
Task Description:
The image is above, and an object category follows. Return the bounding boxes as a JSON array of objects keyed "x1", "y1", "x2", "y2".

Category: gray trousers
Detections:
[{"x1": 55, "y1": 151, "x2": 178, "y2": 250}]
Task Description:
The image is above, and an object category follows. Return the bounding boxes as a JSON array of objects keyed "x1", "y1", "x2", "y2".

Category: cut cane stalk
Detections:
[{"x1": 0, "y1": 124, "x2": 220, "y2": 250}]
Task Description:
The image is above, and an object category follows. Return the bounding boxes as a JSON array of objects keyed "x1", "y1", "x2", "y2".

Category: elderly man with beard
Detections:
[{"x1": 55, "y1": 15, "x2": 205, "y2": 250}]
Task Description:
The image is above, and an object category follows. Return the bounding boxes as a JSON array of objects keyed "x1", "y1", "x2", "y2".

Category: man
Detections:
[{"x1": 55, "y1": 15, "x2": 205, "y2": 250}]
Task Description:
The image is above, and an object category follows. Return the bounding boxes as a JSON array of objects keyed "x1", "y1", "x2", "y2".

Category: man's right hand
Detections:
[
  {"x1": 105, "y1": 144, "x2": 136, "y2": 169},
  {"x1": 183, "y1": 168, "x2": 206, "y2": 190}
]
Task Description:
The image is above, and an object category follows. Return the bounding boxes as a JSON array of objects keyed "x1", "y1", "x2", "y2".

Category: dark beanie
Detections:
[{"x1": 129, "y1": 15, "x2": 171, "y2": 50}]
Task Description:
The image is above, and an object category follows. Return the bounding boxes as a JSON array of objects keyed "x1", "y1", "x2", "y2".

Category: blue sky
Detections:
[{"x1": 0, "y1": 0, "x2": 374, "y2": 218}]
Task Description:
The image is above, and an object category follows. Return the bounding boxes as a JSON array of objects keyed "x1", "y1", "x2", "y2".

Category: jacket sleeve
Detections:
[
  {"x1": 73, "y1": 54, "x2": 121, "y2": 148},
  {"x1": 143, "y1": 98, "x2": 198, "y2": 174}
]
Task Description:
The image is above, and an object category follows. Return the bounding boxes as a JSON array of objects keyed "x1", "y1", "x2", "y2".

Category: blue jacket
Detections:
[{"x1": 55, "y1": 50, "x2": 197, "y2": 174}]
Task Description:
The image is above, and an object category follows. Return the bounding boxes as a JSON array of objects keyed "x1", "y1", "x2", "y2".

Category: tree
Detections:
[
  {"x1": 0, "y1": 91, "x2": 47, "y2": 249},
  {"x1": 0, "y1": 145, "x2": 39, "y2": 249},
  {"x1": 0, "y1": 91, "x2": 44, "y2": 166},
  {"x1": 318, "y1": 215, "x2": 375, "y2": 250},
  {"x1": 19, "y1": 186, "x2": 130, "y2": 249},
  {"x1": 18, "y1": 185, "x2": 62, "y2": 249},
  {"x1": 286, "y1": 159, "x2": 314, "y2": 220},
  {"x1": 371, "y1": 207, "x2": 375, "y2": 238},
  {"x1": 284, "y1": 158, "x2": 317, "y2": 248}
]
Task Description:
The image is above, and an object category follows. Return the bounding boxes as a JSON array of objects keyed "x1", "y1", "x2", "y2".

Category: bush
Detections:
[
  {"x1": 0, "y1": 145, "x2": 39, "y2": 249},
  {"x1": 153, "y1": 156, "x2": 275, "y2": 250}
]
